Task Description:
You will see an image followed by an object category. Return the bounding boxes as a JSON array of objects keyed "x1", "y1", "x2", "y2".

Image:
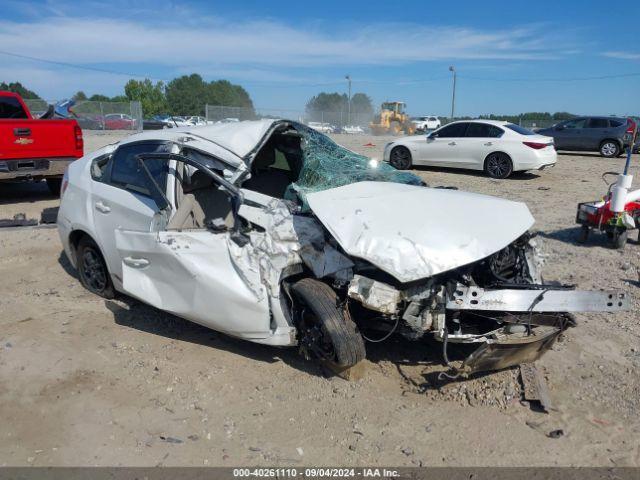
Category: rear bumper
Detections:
[{"x1": 0, "y1": 158, "x2": 75, "y2": 180}]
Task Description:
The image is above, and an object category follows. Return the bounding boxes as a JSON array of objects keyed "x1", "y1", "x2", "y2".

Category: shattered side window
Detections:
[{"x1": 285, "y1": 123, "x2": 423, "y2": 209}]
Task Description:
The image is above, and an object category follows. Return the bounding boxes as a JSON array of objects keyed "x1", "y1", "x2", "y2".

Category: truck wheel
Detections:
[
  {"x1": 77, "y1": 236, "x2": 115, "y2": 299},
  {"x1": 600, "y1": 140, "x2": 620, "y2": 158},
  {"x1": 46, "y1": 178, "x2": 62, "y2": 195},
  {"x1": 577, "y1": 225, "x2": 589, "y2": 244},
  {"x1": 390, "y1": 146, "x2": 412, "y2": 170},
  {"x1": 291, "y1": 278, "x2": 365, "y2": 368},
  {"x1": 611, "y1": 229, "x2": 628, "y2": 250}
]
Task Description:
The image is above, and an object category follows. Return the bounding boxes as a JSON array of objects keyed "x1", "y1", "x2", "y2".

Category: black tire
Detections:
[
  {"x1": 46, "y1": 178, "x2": 62, "y2": 195},
  {"x1": 577, "y1": 225, "x2": 589, "y2": 244},
  {"x1": 484, "y1": 152, "x2": 513, "y2": 179},
  {"x1": 291, "y1": 278, "x2": 365, "y2": 368},
  {"x1": 611, "y1": 229, "x2": 628, "y2": 250},
  {"x1": 390, "y1": 146, "x2": 412, "y2": 170},
  {"x1": 76, "y1": 236, "x2": 115, "y2": 299},
  {"x1": 599, "y1": 140, "x2": 620, "y2": 158}
]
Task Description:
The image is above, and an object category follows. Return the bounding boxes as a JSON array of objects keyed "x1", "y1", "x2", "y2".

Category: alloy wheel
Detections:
[
  {"x1": 486, "y1": 153, "x2": 511, "y2": 178},
  {"x1": 390, "y1": 147, "x2": 411, "y2": 170},
  {"x1": 81, "y1": 248, "x2": 108, "y2": 292}
]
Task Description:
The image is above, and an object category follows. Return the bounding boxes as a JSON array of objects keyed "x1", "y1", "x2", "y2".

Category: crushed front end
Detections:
[{"x1": 343, "y1": 234, "x2": 629, "y2": 375}]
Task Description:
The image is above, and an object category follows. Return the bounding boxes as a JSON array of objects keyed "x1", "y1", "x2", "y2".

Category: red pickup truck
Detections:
[{"x1": 0, "y1": 91, "x2": 83, "y2": 194}]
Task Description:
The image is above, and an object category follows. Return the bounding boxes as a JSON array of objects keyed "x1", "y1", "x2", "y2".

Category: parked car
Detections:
[
  {"x1": 143, "y1": 118, "x2": 169, "y2": 130},
  {"x1": 385, "y1": 120, "x2": 557, "y2": 178},
  {"x1": 76, "y1": 114, "x2": 104, "y2": 130},
  {"x1": 185, "y1": 116, "x2": 207, "y2": 126},
  {"x1": 104, "y1": 113, "x2": 137, "y2": 130},
  {"x1": 411, "y1": 116, "x2": 441, "y2": 132},
  {"x1": 537, "y1": 116, "x2": 637, "y2": 157},
  {"x1": 56, "y1": 119, "x2": 627, "y2": 374},
  {"x1": 307, "y1": 122, "x2": 334, "y2": 134},
  {"x1": 342, "y1": 125, "x2": 365, "y2": 135},
  {"x1": 0, "y1": 91, "x2": 83, "y2": 193}
]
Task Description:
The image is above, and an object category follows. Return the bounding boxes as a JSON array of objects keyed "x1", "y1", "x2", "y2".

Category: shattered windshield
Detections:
[{"x1": 284, "y1": 123, "x2": 423, "y2": 209}]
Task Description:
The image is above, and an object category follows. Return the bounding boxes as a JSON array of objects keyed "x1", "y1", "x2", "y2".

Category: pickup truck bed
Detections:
[{"x1": 0, "y1": 91, "x2": 83, "y2": 193}]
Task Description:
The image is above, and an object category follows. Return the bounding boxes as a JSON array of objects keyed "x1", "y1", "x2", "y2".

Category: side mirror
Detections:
[
  {"x1": 428, "y1": 132, "x2": 438, "y2": 140},
  {"x1": 555, "y1": 125, "x2": 565, "y2": 131}
]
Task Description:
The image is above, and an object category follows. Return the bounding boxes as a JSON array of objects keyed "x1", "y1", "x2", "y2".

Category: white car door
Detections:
[
  {"x1": 455, "y1": 122, "x2": 505, "y2": 170},
  {"x1": 113, "y1": 152, "x2": 271, "y2": 338},
  {"x1": 90, "y1": 140, "x2": 174, "y2": 283},
  {"x1": 414, "y1": 122, "x2": 469, "y2": 166}
]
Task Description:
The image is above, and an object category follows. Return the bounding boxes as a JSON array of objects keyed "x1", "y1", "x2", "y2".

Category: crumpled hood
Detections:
[{"x1": 305, "y1": 181, "x2": 535, "y2": 283}]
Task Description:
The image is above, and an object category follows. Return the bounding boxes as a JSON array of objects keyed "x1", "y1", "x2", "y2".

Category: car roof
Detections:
[
  {"x1": 445, "y1": 119, "x2": 510, "y2": 127},
  {"x1": 118, "y1": 118, "x2": 279, "y2": 164}
]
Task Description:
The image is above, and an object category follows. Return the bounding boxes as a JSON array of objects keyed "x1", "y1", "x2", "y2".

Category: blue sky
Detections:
[{"x1": 1, "y1": 0, "x2": 639, "y2": 116}]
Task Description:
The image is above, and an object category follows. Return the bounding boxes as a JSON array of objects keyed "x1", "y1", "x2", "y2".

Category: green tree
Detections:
[
  {"x1": 72, "y1": 91, "x2": 87, "y2": 101},
  {"x1": 0, "y1": 81, "x2": 40, "y2": 99},
  {"x1": 349, "y1": 93, "x2": 373, "y2": 115},
  {"x1": 165, "y1": 74, "x2": 254, "y2": 116},
  {"x1": 124, "y1": 79, "x2": 167, "y2": 116},
  {"x1": 306, "y1": 92, "x2": 348, "y2": 115},
  {"x1": 88, "y1": 94, "x2": 111, "y2": 101}
]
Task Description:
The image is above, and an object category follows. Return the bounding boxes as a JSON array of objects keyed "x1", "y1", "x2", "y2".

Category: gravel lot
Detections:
[{"x1": 0, "y1": 130, "x2": 638, "y2": 467}]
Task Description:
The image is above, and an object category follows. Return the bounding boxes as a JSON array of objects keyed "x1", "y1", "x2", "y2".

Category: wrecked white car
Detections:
[{"x1": 57, "y1": 119, "x2": 629, "y2": 375}]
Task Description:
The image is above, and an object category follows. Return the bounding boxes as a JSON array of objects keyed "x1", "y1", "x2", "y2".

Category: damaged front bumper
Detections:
[{"x1": 347, "y1": 276, "x2": 630, "y2": 375}]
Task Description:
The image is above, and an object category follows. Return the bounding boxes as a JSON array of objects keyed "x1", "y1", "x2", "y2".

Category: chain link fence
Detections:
[{"x1": 23, "y1": 99, "x2": 143, "y2": 132}]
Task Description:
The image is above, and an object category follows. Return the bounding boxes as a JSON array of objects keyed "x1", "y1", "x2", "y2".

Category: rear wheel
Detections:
[
  {"x1": 600, "y1": 140, "x2": 620, "y2": 158},
  {"x1": 77, "y1": 236, "x2": 115, "y2": 298},
  {"x1": 611, "y1": 228, "x2": 628, "y2": 250},
  {"x1": 46, "y1": 178, "x2": 62, "y2": 195},
  {"x1": 484, "y1": 152, "x2": 513, "y2": 179},
  {"x1": 291, "y1": 278, "x2": 365, "y2": 368},
  {"x1": 390, "y1": 146, "x2": 412, "y2": 170}
]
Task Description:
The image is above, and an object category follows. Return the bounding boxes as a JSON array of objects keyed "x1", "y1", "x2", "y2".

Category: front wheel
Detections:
[
  {"x1": 291, "y1": 278, "x2": 365, "y2": 368},
  {"x1": 600, "y1": 140, "x2": 620, "y2": 158},
  {"x1": 484, "y1": 152, "x2": 513, "y2": 179},
  {"x1": 389, "y1": 146, "x2": 412, "y2": 170}
]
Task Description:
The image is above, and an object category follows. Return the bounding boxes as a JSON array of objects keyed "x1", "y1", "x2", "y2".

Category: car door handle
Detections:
[
  {"x1": 123, "y1": 257, "x2": 150, "y2": 268},
  {"x1": 13, "y1": 128, "x2": 31, "y2": 136},
  {"x1": 94, "y1": 201, "x2": 111, "y2": 213},
  {"x1": 484, "y1": 142, "x2": 493, "y2": 146},
  {"x1": 448, "y1": 142, "x2": 456, "y2": 146}
]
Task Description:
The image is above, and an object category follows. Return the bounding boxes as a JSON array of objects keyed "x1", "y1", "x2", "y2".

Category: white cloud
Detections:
[
  {"x1": 602, "y1": 51, "x2": 640, "y2": 60},
  {"x1": 0, "y1": 15, "x2": 563, "y2": 72}
]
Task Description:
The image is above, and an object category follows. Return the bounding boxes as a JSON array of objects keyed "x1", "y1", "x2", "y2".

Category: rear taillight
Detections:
[
  {"x1": 74, "y1": 125, "x2": 83, "y2": 151},
  {"x1": 61, "y1": 170, "x2": 69, "y2": 197},
  {"x1": 523, "y1": 141, "x2": 549, "y2": 149},
  {"x1": 626, "y1": 118, "x2": 637, "y2": 135}
]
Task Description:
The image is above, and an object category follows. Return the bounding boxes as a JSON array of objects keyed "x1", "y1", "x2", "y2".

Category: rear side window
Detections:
[
  {"x1": 563, "y1": 118, "x2": 587, "y2": 129},
  {"x1": 505, "y1": 124, "x2": 535, "y2": 136},
  {"x1": 109, "y1": 142, "x2": 172, "y2": 195},
  {"x1": 465, "y1": 123, "x2": 504, "y2": 138},
  {"x1": 609, "y1": 119, "x2": 623, "y2": 127},
  {"x1": 0, "y1": 96, "x2": 28, "y2": 119},
  {"x1": 586, "y1": 118, "x2": 609, "y2": 128},
  {"x1": 437, "y1": 122, "x2": 468, "y2": 137}
]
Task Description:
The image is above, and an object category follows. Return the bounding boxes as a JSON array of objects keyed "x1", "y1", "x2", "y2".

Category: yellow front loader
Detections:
[{"x1": 370, "y1": 101, "x2": 415, "y2": 135}]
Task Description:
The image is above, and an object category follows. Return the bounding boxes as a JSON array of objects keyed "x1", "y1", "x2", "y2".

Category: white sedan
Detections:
[
  {"x1": 384, "y1": 120, "x2": 557, "y2": 178},
  {"x1": 56, "y1": 119, "x2": 624, "y2": 374}
]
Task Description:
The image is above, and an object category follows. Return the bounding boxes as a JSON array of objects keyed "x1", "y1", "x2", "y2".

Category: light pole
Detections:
[
  {"x1": 345, "y1": 74, "x2": 352, "y2": 126},
  {"x1": 449, "y1": 66, "x2": 456, "y2": 120}
]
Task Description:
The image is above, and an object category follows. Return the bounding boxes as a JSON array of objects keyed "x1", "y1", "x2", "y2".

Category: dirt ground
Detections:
[{"x1": 0, "y1": 130, "x2": 639, "y2": 467}]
